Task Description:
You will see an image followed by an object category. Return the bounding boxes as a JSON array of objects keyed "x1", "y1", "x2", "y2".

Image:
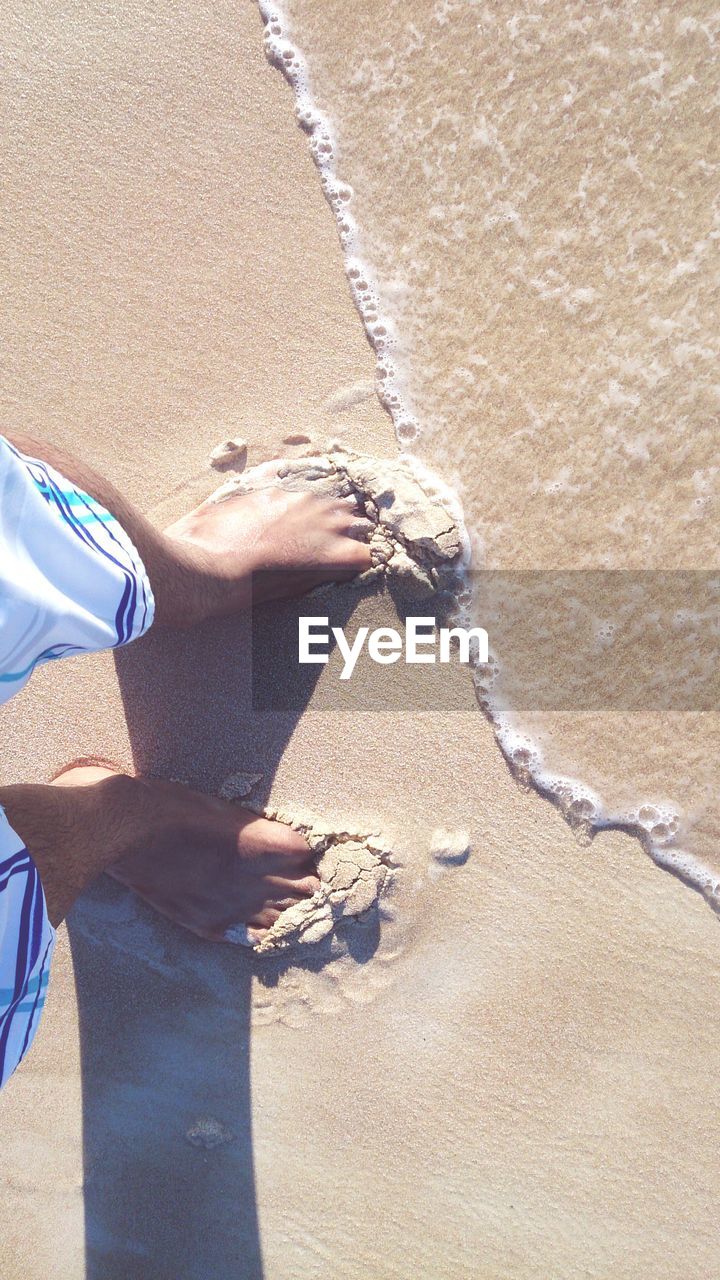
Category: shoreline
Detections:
[{"x1": 257, "y1": 0, "x2": 718, "y2": 925}]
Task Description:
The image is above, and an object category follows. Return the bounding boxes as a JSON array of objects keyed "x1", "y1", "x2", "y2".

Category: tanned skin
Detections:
[{"x1": 0, "y1": 433, "x2": 371, "y2": 942}]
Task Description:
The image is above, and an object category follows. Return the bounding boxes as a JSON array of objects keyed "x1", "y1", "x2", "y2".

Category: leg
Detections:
[
  {"x1": 4, "y1": 431, "x2": 372, "y2": 627},
  {"x1": 0, "y1": 430, "x2": 361, "y2": 1086},
  {"x1": 1, "y1": 766, "x2": 319, "y2": 943},
  {"x1": 1, "y1": 431, "x2": 368, "y2": 936}
]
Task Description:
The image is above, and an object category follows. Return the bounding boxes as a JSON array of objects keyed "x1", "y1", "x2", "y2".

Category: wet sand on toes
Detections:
[{"x1": 2, "y1": 5, "x2": 720, "y2": 1280}]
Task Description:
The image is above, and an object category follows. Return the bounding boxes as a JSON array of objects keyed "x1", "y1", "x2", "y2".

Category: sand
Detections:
[{"x1": 2, "y1": 2, "x2": 720, "y2": 1279}]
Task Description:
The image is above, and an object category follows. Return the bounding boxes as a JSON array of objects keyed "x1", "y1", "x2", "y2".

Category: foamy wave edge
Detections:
[
  {"x1": 257, "y1": 2, "x2": 718, "y2": 915},
  {"x1": 259, "y1": 2, "x2": 421, "y2": 445}
]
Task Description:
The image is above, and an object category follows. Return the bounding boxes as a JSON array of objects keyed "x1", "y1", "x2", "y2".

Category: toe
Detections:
[
  {"x1": 348, "y1": 517, "x2": 374, "y2": 542},
  {"x1": 265, "y1": 872, "x2": 320, "y2": 899},
  {"x1": 341, "y1": 536, "x2": 373, "y2": 570},
  {"x1": 330, "y1": 505, "x2": 373, "y2": 538},
  {"x1": 248, "y1": 906, "x2": 281, "y2": 929},
  {"x1": 237, "y1": 817, "x2": 311, "y2": 862},
  {"x1": 334, "y1": 495, "x2": 365, "y2": 517},
  {"x1": 270, "y1": 823, "x2": 312, "y2": 859},
  {"x1": 293, "y1": 873, "x2": 321, "y2": 896}
]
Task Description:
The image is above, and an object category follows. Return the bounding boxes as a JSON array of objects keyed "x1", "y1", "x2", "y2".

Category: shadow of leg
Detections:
[
  {"x1": 67, "y1": 581, "x2": 379, "y2": 1279},
  {"x1": 111, "y1": 610, "x2": 298, "y2": 796},
  {"x1": 68, "y1": 880, "x2": 263, "y2": 1280}
]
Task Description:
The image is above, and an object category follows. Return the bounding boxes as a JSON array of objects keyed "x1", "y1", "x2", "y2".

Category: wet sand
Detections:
[{"x1": 2, "y1": 3, "x2": 720, "y2": 1278}]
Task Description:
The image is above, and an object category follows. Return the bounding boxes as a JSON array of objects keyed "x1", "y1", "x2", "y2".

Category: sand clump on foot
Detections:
[
  {"x1": 208, "y1": 444, "x2": 468, "y2": 589},
  {"x1": 209, "y1": 437, "x2": 248, "y2": 470},
  {"x1": 219, "y1": 799, "x2": 395, "y2": 954}
]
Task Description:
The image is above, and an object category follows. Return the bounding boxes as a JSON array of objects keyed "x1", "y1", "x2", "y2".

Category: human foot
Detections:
[
  {"x1": 52, "y1": 763, "x2": 320, "y2": 943},
  {"x1": 159, "y1": 463, "x2": 373, "y2": 626}
]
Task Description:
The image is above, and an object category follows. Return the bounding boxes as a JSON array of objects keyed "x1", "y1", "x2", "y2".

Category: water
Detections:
[{"x1": 260, "y1": 1, "x2": 720, "y2": 908}]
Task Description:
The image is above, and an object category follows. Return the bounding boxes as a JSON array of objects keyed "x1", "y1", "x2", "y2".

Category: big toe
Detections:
[
  {"x1": 265, "y1": 871, "x2": 321, "y2": 903},
  {"x1": 237, "y1": 815, "x2": 312, "y2": 864},
  {"x1": 334, "y1": 534, "x2": 372, "y2": 572}
]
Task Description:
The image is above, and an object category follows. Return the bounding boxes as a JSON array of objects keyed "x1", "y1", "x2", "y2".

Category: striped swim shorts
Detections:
[{"x1": 0, "y1": 435, "x2": 154, "y2": 1088}]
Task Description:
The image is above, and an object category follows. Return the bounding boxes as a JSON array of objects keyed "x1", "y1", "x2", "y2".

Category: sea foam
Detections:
[{"x1": 257, "y1": 1, "x2": 720, "y2": 916}]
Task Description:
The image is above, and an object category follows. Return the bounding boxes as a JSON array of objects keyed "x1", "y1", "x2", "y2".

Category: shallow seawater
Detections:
[{"x1": 260, "y1": 1, "x2": 720, "y2": 905}]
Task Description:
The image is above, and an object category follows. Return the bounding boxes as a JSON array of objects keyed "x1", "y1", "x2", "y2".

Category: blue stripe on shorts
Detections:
[{"x1": 0, "y1": 434, "x2": 156, "y2": 1087}]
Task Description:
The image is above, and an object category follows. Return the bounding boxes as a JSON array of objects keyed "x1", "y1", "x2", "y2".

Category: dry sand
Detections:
[{"x1": 2, "y1": 3, "x2": 720, "y2": 1279}]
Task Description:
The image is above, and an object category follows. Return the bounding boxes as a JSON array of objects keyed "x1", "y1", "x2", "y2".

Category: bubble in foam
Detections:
[
  {"x1": 638, "y1": 805, "x2": 660, "y2": 825},
  {"x1": 397, "y1": 419, "x2": 419, "y2": 442},
  {"x1": 630, "y1": 802, "x2": 682, "y2": 849},
  {"x1": 567, "y1": 796, "x2": 597, "y2": 821}
]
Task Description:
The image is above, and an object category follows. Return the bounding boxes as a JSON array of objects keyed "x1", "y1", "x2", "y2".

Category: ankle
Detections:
[
  {"x1": 152, "y1": 534, "x2": 224, "y2": 628},
  {"x1": 0, "y1": 774, "x2": 150, "y2": 925}
]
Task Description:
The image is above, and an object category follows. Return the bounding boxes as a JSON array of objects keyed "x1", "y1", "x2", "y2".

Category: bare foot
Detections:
[
  {"x1": 162, "y1": 465, "x2": 373, "y2": 625},
  {"x1": 52, "y1": 764, "x2": 320, "y2": 944}
]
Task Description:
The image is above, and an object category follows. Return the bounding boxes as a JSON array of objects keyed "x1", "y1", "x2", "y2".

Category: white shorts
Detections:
[{"x1": 0, "y1": 435, "x2": 154, "y2": 1088}]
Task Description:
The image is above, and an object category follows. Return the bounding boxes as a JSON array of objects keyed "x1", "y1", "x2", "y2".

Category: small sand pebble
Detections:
[
  {"x1": 219, "y1": 771, "x2": 263, "y2": 800},
  {"x1": 209, "y1": 438, "x2": 248, "y2": 469},
  {"x1": 429, "y1": 828, "x2": 471, "y2": 866},
  {"x1": 282, "y1": 432, "x2": 313, "y2": 446},
  {"x1": 185, "y1": 1117, "x2": 235, "y2": 1150}
]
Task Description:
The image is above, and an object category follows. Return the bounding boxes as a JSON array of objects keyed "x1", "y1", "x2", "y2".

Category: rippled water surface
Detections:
[{"x1": 262, "y1": 1, "x2": 720, "y2": 904}]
